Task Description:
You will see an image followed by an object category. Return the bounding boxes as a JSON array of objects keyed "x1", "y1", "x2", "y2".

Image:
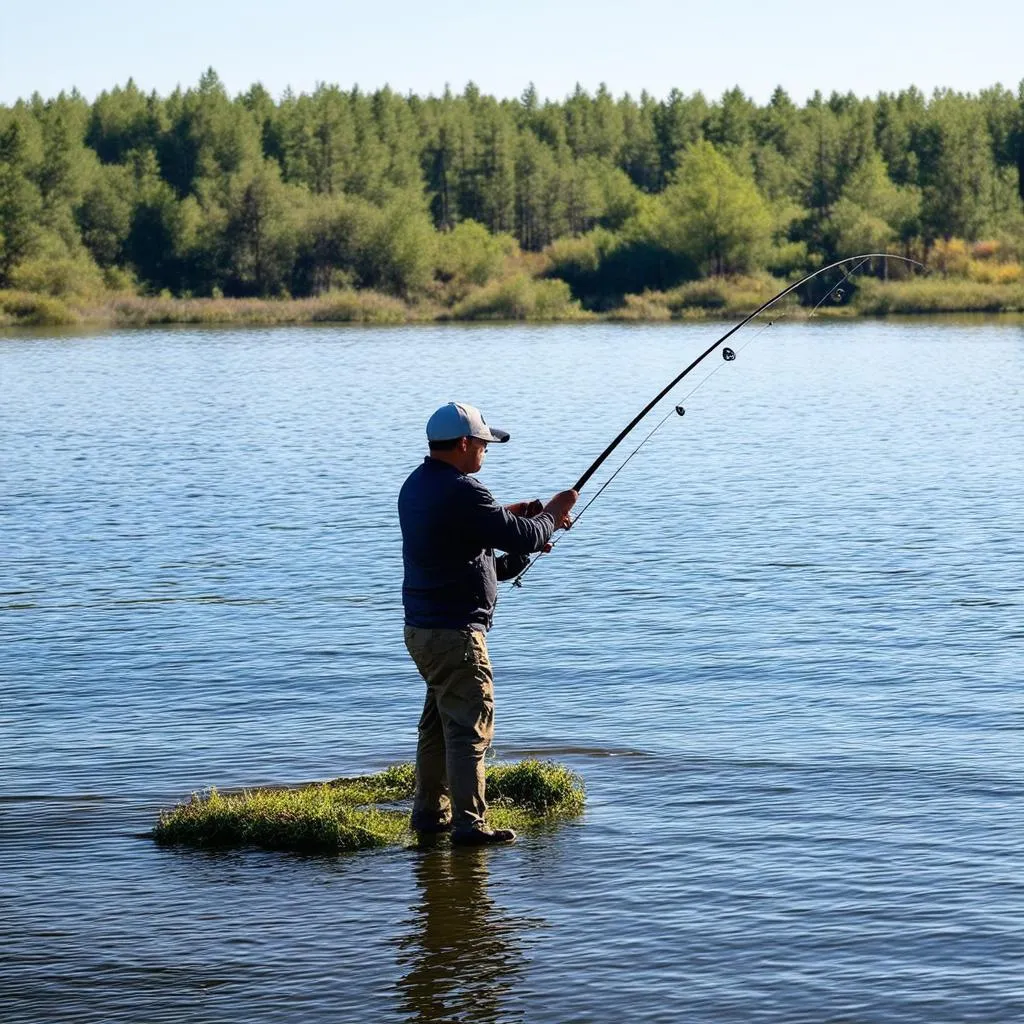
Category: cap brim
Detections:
[{"x1": 477, "y1": 426, "x2": 510, "y2": 443}]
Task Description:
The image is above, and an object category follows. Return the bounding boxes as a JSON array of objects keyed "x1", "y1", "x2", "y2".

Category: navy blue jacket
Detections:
[{"x1": 399, "y1": 457, "x2": 555, "y2": 630}]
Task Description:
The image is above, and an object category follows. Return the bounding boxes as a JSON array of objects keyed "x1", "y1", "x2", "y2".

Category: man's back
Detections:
[{"x1": 399, "y1": 457, "x2": 553, "y2": 631}]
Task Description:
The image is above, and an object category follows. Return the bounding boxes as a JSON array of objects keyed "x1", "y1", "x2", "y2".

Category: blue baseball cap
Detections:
[{"x1": 426, "y1": 402, "x2": 510, "y2": 443}]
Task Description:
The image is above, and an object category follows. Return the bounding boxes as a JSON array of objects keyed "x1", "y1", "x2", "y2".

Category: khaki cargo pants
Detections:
[{"x1": 403, "y1": 626, "x2": 495, "y2": 833}]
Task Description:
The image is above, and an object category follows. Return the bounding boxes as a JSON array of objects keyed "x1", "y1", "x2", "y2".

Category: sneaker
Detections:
[{"x1": 451, "y1": 827, "x2": 516, "y2": 846}]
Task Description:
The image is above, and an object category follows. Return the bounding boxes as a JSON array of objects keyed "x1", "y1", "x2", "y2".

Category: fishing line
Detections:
[
  {"x1": 574, "y1": 257, "x2": 874, "y2": 511},
  {"x1": 512, "y1": 255, "x2": 878, "y2": 588},
  {"x1": 569, "y1": 317, "x2": 777, "y2": 528}
]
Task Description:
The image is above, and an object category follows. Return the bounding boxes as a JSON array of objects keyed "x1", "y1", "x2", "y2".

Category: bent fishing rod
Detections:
[{"x1": 513, "y1": 252, "x2": 923, "y2": 587}]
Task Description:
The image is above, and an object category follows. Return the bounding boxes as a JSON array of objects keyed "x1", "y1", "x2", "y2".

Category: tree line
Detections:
[{"x1": 2, "y1": 71, "x2": 1023, "y2": 306}]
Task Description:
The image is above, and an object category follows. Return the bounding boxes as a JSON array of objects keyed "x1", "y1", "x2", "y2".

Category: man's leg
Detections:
[
  {"x1": 412, "y1": 686, "x2": 451, "y2": 831},
  {"x1": 404, "y1": 626, "x2": 458, "y2": 831},
  {"x1": 435, "y1": 629, "x2": 495, "y2": 836}
]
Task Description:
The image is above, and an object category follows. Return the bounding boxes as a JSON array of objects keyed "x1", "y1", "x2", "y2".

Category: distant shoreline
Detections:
[{"x1": 4, "y1": 276, "x2": 1024, "y2": 329}]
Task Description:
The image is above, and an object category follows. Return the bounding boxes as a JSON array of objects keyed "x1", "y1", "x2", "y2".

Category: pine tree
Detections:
[{"x1": 0, "y1": 118, "x2": 43, "y2": 284}]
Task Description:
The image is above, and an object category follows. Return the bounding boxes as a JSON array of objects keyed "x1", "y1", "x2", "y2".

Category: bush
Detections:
[
  {"x1": 766, "y1": 239, "x2": 811, "y2": 278},
  {"x1": 607, "y1": 274, "x2": 793, "y2": 321},
  {"x1": 305, "y1": 288, "x2": 412, "y2": 323},
  {"x1": 436, "y1": 220, "x2": 517, "y2": 295},
  {"x1": 362, "y1": 193, "x2": 438, "y2": 297},
  {"x1": 0, "y1": 289, "x2": 78, "y2": 326},
  {"x1": 544, "y1": 227, "x2": 693, "y2": 307},
  {"x1": 664, "y1": 274, "x2": 782, "y2": 316},
  {"x1": 969, "y1": 261, "x2": 1023, "y2": 284},
  {"x1": 451, "y1": 273, "x2": 588, "y2": 321},
  {"x1": 10, "y1": 241, "x2": 106, "y2": 299},
  {"x1": 606, "y1": 291, "x2": 672, "y2": 321},
  {"x1": 927, "y1": 238, "x2": 971, "y2": 277},
  {"x1": 545, "y1": 228, "x2": 617, "y2": 278}
]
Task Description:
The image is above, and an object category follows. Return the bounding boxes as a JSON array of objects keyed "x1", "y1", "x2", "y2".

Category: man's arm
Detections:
[
  {"x1": 462, "y1": 480, "x2": 577, "y2": 555},
  {"x1": 463, "y1": 480, "x2": 555, "y2": 555}
]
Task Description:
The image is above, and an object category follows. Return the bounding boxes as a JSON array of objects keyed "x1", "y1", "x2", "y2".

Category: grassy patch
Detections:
[
  {"x1": 13, "y1": 271, "x2": 1024, "y2": 329},
  {"x1": 100, "y1": 289, "x2": 422, "y2": 327},
  {"x1": 485, "y1": 760, "x2": 586, "y2": 814},
  {"x1": 153, "y1": 759, "x2": 584, "y2": 853},
  {"x1": 853, "y1": 277, "x2": 1024, "y2": 314}
]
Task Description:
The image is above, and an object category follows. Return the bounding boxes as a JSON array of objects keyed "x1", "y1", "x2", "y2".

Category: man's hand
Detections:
[
  {"x1": 505, "y1": 498, "x2": 544, "y2": 518},
  {"x1": 543, "y1": 489, "x2": 578, "y2": 531}
]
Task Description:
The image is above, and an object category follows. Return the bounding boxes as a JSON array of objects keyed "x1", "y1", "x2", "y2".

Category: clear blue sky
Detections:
[{"x1": 2, "y1": 0, "x2": 1022, "y2": 106}]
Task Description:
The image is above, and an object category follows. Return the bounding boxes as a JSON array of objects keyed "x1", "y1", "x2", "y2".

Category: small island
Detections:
[{"x1": 152, "y1": 759, "x2": 585, "y2": 853}]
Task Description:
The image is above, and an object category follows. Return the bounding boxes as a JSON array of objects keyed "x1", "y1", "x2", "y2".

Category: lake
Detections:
[{"x1": 1, "y1": 319, "x2": 1022, "y2": 1023}]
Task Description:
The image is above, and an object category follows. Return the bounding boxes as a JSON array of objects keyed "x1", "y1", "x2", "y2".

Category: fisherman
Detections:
[{"x1": 399, "y1": 402, "x2": 577, "y2": 846}]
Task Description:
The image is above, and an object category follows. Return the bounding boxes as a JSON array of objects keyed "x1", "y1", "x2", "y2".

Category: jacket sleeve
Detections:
[{"x1": 460, "y1": 478, "x2": 555, "y2": 555}]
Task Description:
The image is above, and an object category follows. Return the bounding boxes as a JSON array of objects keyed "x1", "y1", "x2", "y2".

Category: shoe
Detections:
[{"x1": 451, "y1": 827, "x2": 516, "y2": 846}]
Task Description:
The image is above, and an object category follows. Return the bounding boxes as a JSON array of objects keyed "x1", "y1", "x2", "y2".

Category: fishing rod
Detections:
[{"x1": 512, "y1": 252, "x2": 923, "y2": 588}]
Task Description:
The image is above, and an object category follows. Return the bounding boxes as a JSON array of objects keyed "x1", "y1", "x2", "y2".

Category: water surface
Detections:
[{"x1": 2, "y1": 320, "x2": 1022, "y2": 1022}]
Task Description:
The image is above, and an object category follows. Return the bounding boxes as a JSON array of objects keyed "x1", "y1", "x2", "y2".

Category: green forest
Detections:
[{"x1": 2, "y1": 71, "x2": 1024, "y2": 325}]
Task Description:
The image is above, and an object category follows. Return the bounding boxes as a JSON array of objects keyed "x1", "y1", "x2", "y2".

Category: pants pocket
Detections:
[{"x1": 466, "y1": 630, "x2": 492, "y2": 669}]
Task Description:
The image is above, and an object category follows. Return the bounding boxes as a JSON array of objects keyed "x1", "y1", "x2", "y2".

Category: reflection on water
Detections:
[{"x1": 395, "y1": 848, "x2": 530, "y2": 1024}]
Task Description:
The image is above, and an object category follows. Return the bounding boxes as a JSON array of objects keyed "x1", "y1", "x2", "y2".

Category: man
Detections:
[{"x1": 399, "y1": 401, "x2": 577, "y2": 846}]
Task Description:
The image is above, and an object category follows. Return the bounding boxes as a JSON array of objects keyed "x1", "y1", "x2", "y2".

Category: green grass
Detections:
[
  {"x1": 152, "y1": 759, "x2": 585, "y2": 853},
  {"x1": 485, "y1": 759, "x2": 586, "y2": 814},
  {"x1": 103, "y1": 288, "x2": 421, "y2": 326},
  {"x1": 853, "y1": 277, "x2": 1024, "y2": 314},
  {"x1": 10, "y1": 273, "x2": 1023, "y2": 330}
]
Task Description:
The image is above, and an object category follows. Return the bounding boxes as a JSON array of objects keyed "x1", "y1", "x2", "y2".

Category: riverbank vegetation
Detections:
[
  {"x1": 152, "y1": 759, "x2": 585, "y2": 853},
  {"x1": 3, "y1": 73, "x2": 1024, "y2": 326}
]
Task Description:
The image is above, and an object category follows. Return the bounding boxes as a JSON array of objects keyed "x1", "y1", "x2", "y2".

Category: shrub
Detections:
[
  {"x1": 971, "y1": 240, "x2": 1000, "y2": 260},
  {"x1": 10, "y1": 250, "x2": 106, "y2": 299},
  {"x1": 0, "y1": 289, "x2": 78, "y2": 325},
  {"x1": 452, "y1": 274, "x2": 588, "y2": 321},
  {"x1": 436, "y1": 220, "x2": 517, "y2": 294},
  {"x1": 927, "y1": 238, "x2": 971, "y2": 277},
  {"x1": 545, "y1": 228, "x2": 617, "y2": 278},
  {"x1": 305, "y1": 289, "x2": 411, "y2": 323},
  {"x1": 968, "y1": 261, "x2": 1023, "y2": 284},
  {"x1": 664, "y1": 274, "x2": 781, "y2": 316},
  {"x1": 607, "y1": 291, "x2": 672, "y2": 321}
]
